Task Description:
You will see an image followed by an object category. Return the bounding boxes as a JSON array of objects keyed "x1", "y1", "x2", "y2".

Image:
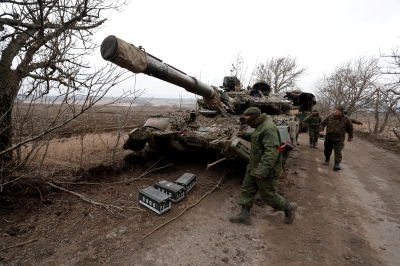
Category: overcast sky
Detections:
[{"x1": 93, "y1": 0, "x2": 400, "y2": 99}]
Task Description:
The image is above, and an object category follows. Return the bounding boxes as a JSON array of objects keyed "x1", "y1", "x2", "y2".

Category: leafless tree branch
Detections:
[{"x1": 252, "y1": 56, "x2": 307, "y2": 93}]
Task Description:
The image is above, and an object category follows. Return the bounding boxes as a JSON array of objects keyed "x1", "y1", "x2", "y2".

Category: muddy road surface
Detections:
[
  {"x1": 1, "y1": 133, "x2": 399, "y2": 265},
  {"x1": 118, "y1": 133, "x2": 400, "y2": 266}
]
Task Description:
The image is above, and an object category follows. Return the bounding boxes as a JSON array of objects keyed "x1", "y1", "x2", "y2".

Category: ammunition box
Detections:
[
  {"x1": 154, "y1": 180, "x2": 185, "y2": 203},
  {"x1": 139, "y1": 187, "x2": 171, "y2": 215},
  {"x1": 175, "y1": 173, "x2": 196, "y2": 193}
]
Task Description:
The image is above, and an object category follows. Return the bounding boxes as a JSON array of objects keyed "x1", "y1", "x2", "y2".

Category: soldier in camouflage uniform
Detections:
[
  {"x1": 319, "y1": 105, "x2": 353, "y2": 171},
  {"x1": 229, "y1": 107, "x2": 297, "y2": 225},
  {"x1": 303, "y1": 108, "x2": 322, "y2": 148}
]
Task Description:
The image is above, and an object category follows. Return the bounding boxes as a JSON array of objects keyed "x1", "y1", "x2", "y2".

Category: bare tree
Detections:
[
  {"x1": 315, "y1": 56, "x2": 381, "y2": 116},
  {"x1": 230, "y1": 53, "x2": 244, "y2": 78},
  {"x1": 0, "y1": 0, "x2": 131, "y2": 168},
  {"x1": 228, "y1": 52, "x2": 248, "y2": 89},
  {"x1": 381, "y1": 46, "x2": 400, "y2": 84},
  {"x1": 372, "y1": 86, "x2": 381, "y2": 134},
  {"x1": 369, "y1": 83, "x2": 400, "y2": 134},
  {"x1": 252, "y1": 56, "x2": 307, "y2": 93},
  {"x1": 377, "y1": 57, "x2": 400, "y2": 134},
  {"x1": 313, "y1": 95, "x2": 333, "y2": 119},
  {"x1": 374, "y1": 46, "x2": 400, "y2": 134}
]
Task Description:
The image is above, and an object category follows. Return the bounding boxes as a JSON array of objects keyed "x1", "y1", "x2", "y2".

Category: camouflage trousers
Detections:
[
  {"x1": 238, "y1": 170, "x2": 287, "y2": 211},
  {"x1": 324, "y1": 139, "x2": 345, "y2": 161},
  {"x1": 308, "y1": 129, "x2": 319, "y2": 143}
]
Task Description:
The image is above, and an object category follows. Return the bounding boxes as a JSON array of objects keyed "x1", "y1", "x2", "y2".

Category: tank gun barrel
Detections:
[{"x1": 101, "y1": 35, "x2": 215, "y2": 99}]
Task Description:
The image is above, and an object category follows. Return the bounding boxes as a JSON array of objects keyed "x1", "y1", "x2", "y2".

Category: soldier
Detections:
[
  {"x1": 229, "y1": 107, "x2": 298, "y2": 225},
  {"x1": 319, "y1": 105, "x2": 353, "y2": 171},
  {"x1": 302, "y1": 108, "x2": 322, "y2": 148}
]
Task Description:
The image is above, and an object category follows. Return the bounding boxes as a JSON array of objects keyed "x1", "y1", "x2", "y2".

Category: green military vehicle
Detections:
[{"x1": 100, "y1": 35, "x2": 312, "y2": 166}]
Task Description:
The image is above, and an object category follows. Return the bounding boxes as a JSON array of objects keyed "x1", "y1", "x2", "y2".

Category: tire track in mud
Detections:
[
  {"x1": 336, "y1": 136, "x2": 400, "y2": 266},
  {"x1": 253, "y1": 134, "x2": 384, "y2": 265}
]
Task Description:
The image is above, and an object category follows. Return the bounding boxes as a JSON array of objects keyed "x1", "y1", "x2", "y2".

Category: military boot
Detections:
[
  {"x1": 309, "y1": 139, "x2": 313, "y2": 147},
  {"x1": 312, "y1": 141, "x2": 318, "y2": 148},
  {"x1": 284, "y1": 202, "x2": 298, "y2": 224},
  {"x1": 229, "y1": 205, "x2": 251, "y2": 225},
  {"x1": 323, "y1": 157, "x2": 330, "y2": 165},
  {"x1": 333, "y1": 160, "x2": 341, "y2": 171}
]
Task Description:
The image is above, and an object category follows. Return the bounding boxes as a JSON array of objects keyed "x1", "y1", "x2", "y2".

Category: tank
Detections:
[{"x1": 100, "y1": 35, "x2": 302, "y2": 166}]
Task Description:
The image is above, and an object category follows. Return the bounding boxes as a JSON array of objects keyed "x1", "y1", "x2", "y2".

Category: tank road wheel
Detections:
[{"x1": 123, "y1": 137, "x2": 147, "y2": 151}]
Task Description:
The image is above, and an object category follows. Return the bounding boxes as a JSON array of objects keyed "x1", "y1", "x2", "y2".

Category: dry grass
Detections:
[
  {"x1": 352, "y1": 116, "x2": 400, "y2": 141},
  {"x1": 9, "y1": 104, "x2": 158, "y2": 174},
  {"x1": 25, "y1": 132, "x2": 131, "y2": 171}
]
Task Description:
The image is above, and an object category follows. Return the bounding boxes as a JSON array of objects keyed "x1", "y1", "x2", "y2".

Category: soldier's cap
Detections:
[
  {"x1": 312, "y1": 108, "x2": 318, "y2": 112},
  {"x1": 335, "y1": 105, "x2": 344, "y2": 113},
  {"x1": 243, "y1": 107, "x2": 261, "y2": 116}
]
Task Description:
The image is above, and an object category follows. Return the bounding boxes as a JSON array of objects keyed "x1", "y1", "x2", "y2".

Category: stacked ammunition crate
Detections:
[
  {"x1": 154, "y1": 180, "x2": 185, "y2": 203},
  {"x1": 139, "y1": 187, "x2": 171, "y2": 215},
  {"x1": 175, "y1": 173, "x2": 196, "y2": 193},
  {"x1": 138, "y1": 173, "x2": 197, "y2": 214}
]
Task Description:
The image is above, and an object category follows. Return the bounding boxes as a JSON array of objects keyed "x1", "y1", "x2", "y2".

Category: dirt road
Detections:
[
  {"x1": 121, "y1": 133, "x2": 400, "y2": 266},
  {"x1": 1, "y1": 133, "x2": 399, "y2": 265}
]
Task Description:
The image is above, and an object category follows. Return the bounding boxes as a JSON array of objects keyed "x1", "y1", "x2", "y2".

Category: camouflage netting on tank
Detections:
[
  {"x1": 197, "y1": 86, "x2": 228, "y2": 116},
  {"x1": 161, "y1": 110, "x2": 238, "y2": 146},
  {"x1": 257, "y1": 94, "x2": 293, "y2": 103},
  {"x1": 268, "y1": 114, "x2": 297, "y2": 125},
  {"x1": 145, "y1": 110, "x2": 296, "y2": 149},
  {"x1": 225, "y1": 91, "x2": 253, "y2": 102},
  {"x1": 226, "y1": 91, "x2": 293, "y2": 114}
]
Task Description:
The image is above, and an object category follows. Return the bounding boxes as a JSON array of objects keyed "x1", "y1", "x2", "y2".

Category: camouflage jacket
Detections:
[
  {"x1": 320, "y1": 114, "x2": 353, "y2": 142},
  {"x1": 241, "y1": 119, "x2": 283, "y2": 178},
  {"x1": 303, "y1": 114, "x2": 322, "y2": 130}
]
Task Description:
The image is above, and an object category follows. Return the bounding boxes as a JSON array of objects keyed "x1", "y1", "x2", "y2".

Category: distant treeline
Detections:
[{"x1": 16, "y1": 95, "x2": 196, "y2": 107}]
